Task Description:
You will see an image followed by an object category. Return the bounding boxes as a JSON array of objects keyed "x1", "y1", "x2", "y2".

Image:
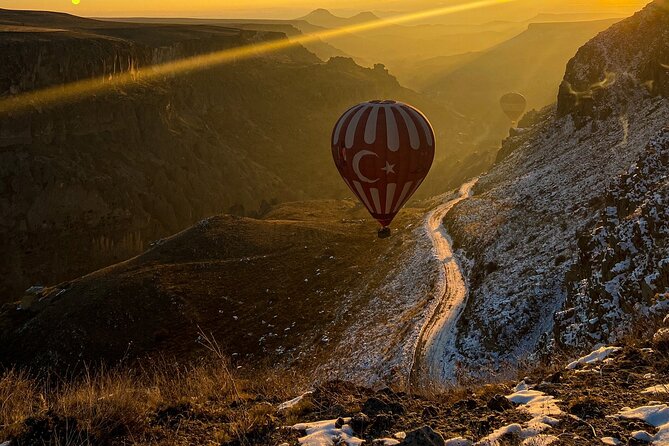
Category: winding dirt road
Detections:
[{"x1": 410, "y1": 178, "x2": 478, "y2": 388}]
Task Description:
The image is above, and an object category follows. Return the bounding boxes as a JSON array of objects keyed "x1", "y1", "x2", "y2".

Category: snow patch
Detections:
[
  {"x1": 474, "y1": 381, "x2": 562, "y2": 445},
  {"x1": 506, "y1": 385, "x2": 563, "y2": 417},
  {"x1": 643, "y1": 385, "x2": 669, "y2": 395},
  {"x1": 444, "y1": 438, "x2": 473, "y2": 446},
  {"x1": 475, "y1": 414, "x2": 559, "y2": 445},
  {"x1": 278, "y1": 391, "x2": 313, "y2": 411},
  {"x1": 292, "y1": 419, "x2": 364, "y2": 446},
  {"x1": 616, "y1": 405, "x2": 669, "y2": 445},
  {"x1": 476, "y1": 423, "x2": 522, "y2": 445},
  {"x1": 632, "y1": 430, "x2": 655, "y2": 442},
  {"x1": 566, "y1": 346, "x2": 622, "y2": 369}
]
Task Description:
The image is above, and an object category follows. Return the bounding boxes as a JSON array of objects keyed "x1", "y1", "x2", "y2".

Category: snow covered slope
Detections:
[
  {"x1": 443, "y1": 0, "x2": 669, "y2": 375},
  {"x1": 555, "y1": 127, "x2": 669, "y2": 349}
]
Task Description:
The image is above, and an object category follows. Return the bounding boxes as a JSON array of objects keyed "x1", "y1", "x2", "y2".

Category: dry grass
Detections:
[
  {"x1": 0, "y1": 369, "x2": 47, "y2": 436},
  {"x1": 5, "y1": 323, "x2": 664, "y2": 446},
  {"x1": 5, "y1": 341, "x2": 668, "y2": 445},
  {"x1": 0, "y1": 350, "x2": 305, "y2": 446}
]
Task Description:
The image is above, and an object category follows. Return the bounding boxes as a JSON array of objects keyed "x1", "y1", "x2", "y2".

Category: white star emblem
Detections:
[{"x1": 382, "y1": 161, "x2": 396, "y2": 174}]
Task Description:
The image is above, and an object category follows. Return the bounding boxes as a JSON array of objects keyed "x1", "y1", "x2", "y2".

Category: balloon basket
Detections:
[{"x1": 377, "y1": 227, "x2": 391, "y2": 239}]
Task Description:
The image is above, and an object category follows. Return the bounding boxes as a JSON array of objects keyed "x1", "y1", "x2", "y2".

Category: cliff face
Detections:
[
  {"x1": 551, "y1": 1, "x2": 669, "y2": 349},
  {"x1": 443, "y1": 1, "x2": 669, "y2": 372},
  {"x1": 557, "y1": 1, "x2": 669, "y2": 120},
  {"x1": 555, "y1": 128, "x2": 669, "y2": 349},
  {"x1": 0, "y1": 11, "x2": 463, "y2": 302}
]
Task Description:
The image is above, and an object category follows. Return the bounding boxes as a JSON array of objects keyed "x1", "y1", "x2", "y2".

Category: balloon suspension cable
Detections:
[{"x1": 378, "y1": 227, "x2": 391, "y2": 239}]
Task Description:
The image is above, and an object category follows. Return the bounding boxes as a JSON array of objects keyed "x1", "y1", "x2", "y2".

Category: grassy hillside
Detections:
[{"x1": 0, "y1": 198, "x2": 425, "y2": 371}]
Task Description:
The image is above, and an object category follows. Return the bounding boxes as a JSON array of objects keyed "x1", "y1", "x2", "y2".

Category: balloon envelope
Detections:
[
  {"x1": 331, "y1": 100, "x2": 435, "y2": 227},
  {"x1": 500, "y1": 92, "x2": 527, "y2": 123}
]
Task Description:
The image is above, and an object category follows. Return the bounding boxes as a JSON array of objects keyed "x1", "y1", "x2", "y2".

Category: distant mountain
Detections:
[
  {"x1": 528, "y1": 12, "x2": 625, "y2": 23},
  {"x1": 350, "y1": 11, "x2": 380, "y2": 23},
  {"x1": 0, "y1": 10, "x2": 466, "y2": 303},
  {"x1": 424, "y1": 18, "x2": 621, "y2": 147},
  {"x1": 297, "y1": 8, "x2": 341, "y2": 27},
  {"x1": 443, "y1": 1, "x2": 669, "y2": 372},
  {"x1": 104, "y1": 16, "x2": 353, "y2": 63},
  {"x1": 296, "y1": 9, "x2": 380, "y2": 28},
  {"x1": 391, "y1": 52, "x2": 482, "y2": 91},
  {"x1": 292, "y1": 8, "x2": 523, "y2": 72}
]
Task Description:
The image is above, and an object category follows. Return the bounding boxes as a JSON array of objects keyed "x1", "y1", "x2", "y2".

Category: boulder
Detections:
[
  {"x1": 653, "y1": 327, "x2": 669, "y2": 351},
  {"x1": 487, "y1": 394, "x2": 514, "y2": 412},
  {"x1": 399, "y1": 426, "x2": 445, "y2": 446},
  {"x1": 369, "y1": 413, "x2": 395, "y2": 436},
  {"x1": 350, "y1": 413, "x2": 370, "y2": 435},
  {"x1": 363, "y1": 397, "x2": 405, "y2": 416},
  {"x1": 422, "y1": 405, "x2": 439, "y2": 418}
]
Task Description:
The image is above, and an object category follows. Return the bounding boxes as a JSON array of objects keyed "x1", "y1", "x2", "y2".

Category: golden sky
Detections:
[{"x1": 0, "y1": 0, "x2": 652, "y2": 19}]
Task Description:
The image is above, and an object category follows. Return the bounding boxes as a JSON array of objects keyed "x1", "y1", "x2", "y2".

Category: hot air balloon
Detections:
[
  {"x1": 500, "y1": 92, "x2": 527, "y2": 126},
  {"x1": 331, "y1": 100, "x2": 435, "y2": 237}
]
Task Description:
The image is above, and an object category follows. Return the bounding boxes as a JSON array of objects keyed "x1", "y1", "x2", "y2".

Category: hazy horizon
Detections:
[{"x1": 0, "y1": 0, "x2": 651, "y2": 21}]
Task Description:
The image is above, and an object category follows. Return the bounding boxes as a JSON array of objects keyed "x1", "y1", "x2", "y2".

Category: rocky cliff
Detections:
[
  {"x1": 443, "y1": 0, "x2": 669, "y2": 374},
  {"x1": 555, "y1": 127, "x2": 669, "y2": 349},
  {"x1": 557, "y1": 1, "x2": 669, "y2": 120}
]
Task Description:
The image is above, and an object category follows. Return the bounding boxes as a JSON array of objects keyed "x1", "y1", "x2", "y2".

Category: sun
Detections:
[{"x1": 71, "y1": 0, "x2": 80, "y2": 4}]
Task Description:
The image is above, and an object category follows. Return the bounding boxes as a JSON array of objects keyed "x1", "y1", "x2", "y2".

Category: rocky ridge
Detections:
[
  {"x1": 555, "y1": 127, "x2": 669, "y2": 350},
  {"x1": 443, "y1": 0, "x2": 669, "y2": 374}
]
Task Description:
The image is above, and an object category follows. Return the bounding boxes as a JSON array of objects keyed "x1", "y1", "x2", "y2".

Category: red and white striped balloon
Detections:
[{"x1": 331, "y1": 100, "x2": 435, "y2": 228}]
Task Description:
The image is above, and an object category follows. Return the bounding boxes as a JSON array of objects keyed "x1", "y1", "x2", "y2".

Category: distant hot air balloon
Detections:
[
  {"x1": 331, "y1": 100, "x2": 435, "y2": 237},
  {"x1": 500, "y1": 92, "x2": 527, "y2": 126}
]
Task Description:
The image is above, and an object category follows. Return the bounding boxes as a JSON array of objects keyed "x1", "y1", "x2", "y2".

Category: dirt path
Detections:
[{"x1": 410, "y1": 178, "x2": 478, "y2": 388}]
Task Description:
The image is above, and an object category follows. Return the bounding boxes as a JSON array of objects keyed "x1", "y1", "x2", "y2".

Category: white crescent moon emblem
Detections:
[{"x1": 352, "y1": 150, "x2": 379, "y2": 184}]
